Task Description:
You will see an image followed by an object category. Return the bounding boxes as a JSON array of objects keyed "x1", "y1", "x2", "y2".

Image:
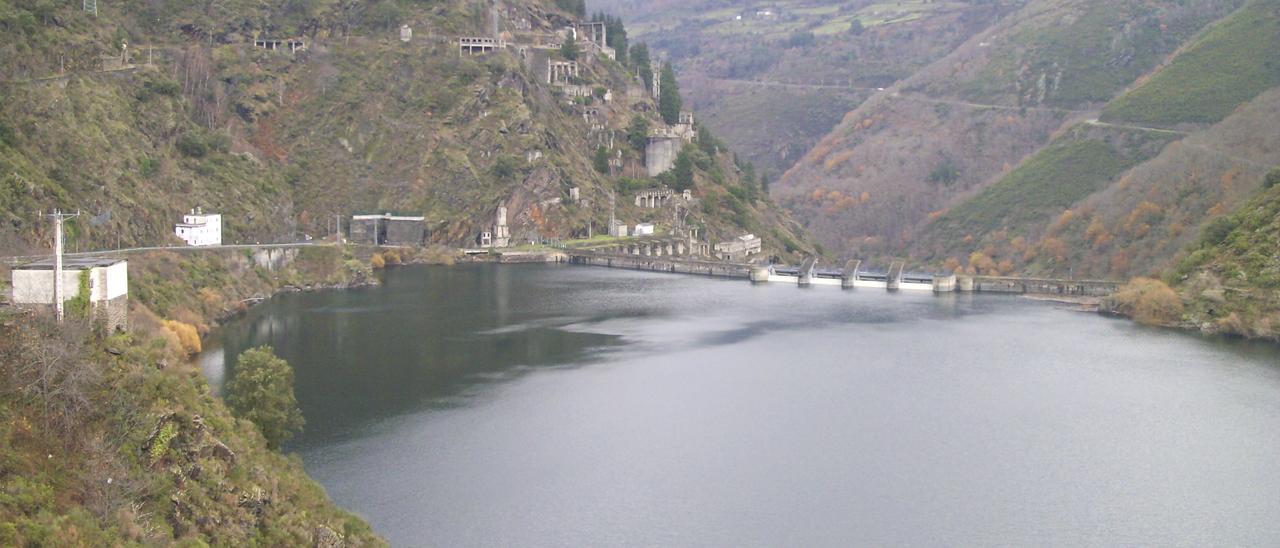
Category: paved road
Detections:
[{"x1": 1, "y1": 242, "x2": 320, "y2": 265}]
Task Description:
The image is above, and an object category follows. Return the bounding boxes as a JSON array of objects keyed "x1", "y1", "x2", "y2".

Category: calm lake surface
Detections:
[{"x1": 202, "y1": 263, "x2": 1280, "y2": 546}]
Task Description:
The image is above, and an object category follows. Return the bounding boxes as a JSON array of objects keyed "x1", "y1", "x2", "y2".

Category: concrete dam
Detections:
[{"x1": 565, "y1": 251, "x2": 1120, "y2": 297}]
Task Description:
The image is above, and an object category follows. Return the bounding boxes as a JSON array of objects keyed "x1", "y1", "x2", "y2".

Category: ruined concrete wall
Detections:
[
  {"x1": 568, "y1": 252, "x2": 751, "y2": 279},
  {"x1": 384, "y1": 220, "x2": 425, "y2": 246},
  {"x1": 350, "y1": 219, "x2": 381, "y2": 245}
]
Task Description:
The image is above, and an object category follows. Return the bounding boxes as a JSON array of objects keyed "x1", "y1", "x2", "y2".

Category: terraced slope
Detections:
[{"x1": 771, "y1": 0, "x2": 1244, "y2": 257}]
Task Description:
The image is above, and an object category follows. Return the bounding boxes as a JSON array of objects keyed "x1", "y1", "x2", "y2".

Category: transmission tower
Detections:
[{"x1": 44, "y1": 210, "x2": 82, "y2": 323}]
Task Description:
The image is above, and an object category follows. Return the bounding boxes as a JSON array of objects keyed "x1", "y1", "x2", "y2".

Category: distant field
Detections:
[{"x1": 1100, "y1": 0, "x2": 1280, "y2": 127}]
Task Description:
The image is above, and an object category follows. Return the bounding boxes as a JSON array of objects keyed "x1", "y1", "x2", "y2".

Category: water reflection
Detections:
[{"x1": 202, "y1": 264, "x2": 1280, "y2": 546}]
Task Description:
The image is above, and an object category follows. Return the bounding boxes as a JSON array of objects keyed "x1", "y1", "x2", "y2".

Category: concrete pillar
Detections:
[{"x1": 749, "y1": 266, "x2": 770, "y2": 283}]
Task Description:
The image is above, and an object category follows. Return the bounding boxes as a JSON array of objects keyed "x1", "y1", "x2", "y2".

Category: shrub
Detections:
[
  {"x1": 1265, "y1": 168, "x2": 1280, "y2": 189},
  {"x1": 370, "y1": 253, "x2": 386, "y2": 269},
  {"x1": 161, "y1": 320, "x2": 202, "y2": 355},
  {"x1": 1110, "y1": 278, "x2": 1184, "y2": 326}
]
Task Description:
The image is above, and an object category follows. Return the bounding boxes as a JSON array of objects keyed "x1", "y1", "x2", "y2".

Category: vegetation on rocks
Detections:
[
  {"x1": 0, "y1": 316, "x2": 383, "y2": 545},
  {"x1": 1171, "y1": 171, "x2": 1280, "y2": 340}
]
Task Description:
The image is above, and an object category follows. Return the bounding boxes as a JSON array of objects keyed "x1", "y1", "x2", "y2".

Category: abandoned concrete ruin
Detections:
[
  {"x1": 350, "y1": 214, "x2": 427, "y2": 246},
  {"x1": 546, "y1": 59, "x2": 579, "y2": 84},
  {"x1": 459, "y1": 36, "x2": 501, "y2": 55},
  {"x1": 479, "y1": 206, "x2": 511, "y2": 248},
  {"x1": 634, "y1": 186, "x2": 692, "y2": 208},
  {"x1": 253, "y1": 38, "x2": 306, "y2": 54},
  {"x1": 646, "y1": 131, "x2": 684, "y2": 177}
]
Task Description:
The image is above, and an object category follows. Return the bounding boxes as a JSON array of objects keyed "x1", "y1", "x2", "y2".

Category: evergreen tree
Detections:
[
  {"x1": 226, "y1": 347, "x2": 305, "y2": 451},
  {"x1": 658, "y1": 62, "x2": 682, "y2": 125},
  {"x1": 604, "y1": 15, "x2": 628, "y2": 65},
  {"x1": 631, "y1": 43, "x2": 652, "y2": 89},
  {"x1": 672, "y1": 150, "x2": 694, "y2": 192},
  {"x1": 627, "y1": 115, "x2": 650, "y2": 151},
  {"x1": 593, "y1": 145, "x2": 610, "y2": 174},
  {"x1": 561, "y1": 33, "x2": 579, "y2": 61}
]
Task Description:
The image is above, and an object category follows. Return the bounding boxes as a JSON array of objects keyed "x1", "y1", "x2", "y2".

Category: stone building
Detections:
[{"x1": 11, "y1": 257, "x2": 129, "y2": 331}]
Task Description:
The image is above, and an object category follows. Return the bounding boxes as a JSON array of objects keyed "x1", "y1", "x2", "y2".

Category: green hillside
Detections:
[
  {"x1": 1101, "y1": 0, "x2": 1280, "y2": 127},
  {"x1": 1172, "y1": 170, "x2": 1280, "y2": 340},
  {"x1": 910, "y1": 0, "x2": 1280, "y2": 280},
  {"x1": 918, "y1": 126, "x2": 1175, "y2": 264}
]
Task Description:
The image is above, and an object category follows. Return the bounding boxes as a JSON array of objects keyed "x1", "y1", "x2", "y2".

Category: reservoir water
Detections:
[{"x1": 202, "y1": 263, "x2": 1280, "y2": 546}]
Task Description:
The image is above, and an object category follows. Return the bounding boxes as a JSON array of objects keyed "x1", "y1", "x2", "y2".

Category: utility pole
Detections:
[
  {"x1": 608, "y1": 190, "x2": 616, "y2": 237},
  {"x1": 335, "y1": 213, "x2": 342, "y2": 243},
  {"x1": 44, "y1": 210, "x2": 81, "y2": 323}
]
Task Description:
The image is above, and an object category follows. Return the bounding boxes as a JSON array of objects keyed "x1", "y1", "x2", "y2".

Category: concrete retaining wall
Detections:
[{"x1": 568, "y1": 252, "x2": 751, "y2": 278}]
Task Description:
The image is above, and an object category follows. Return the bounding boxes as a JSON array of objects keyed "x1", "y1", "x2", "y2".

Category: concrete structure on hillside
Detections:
[
  {"x1": 254, "y1": 38, "x2": 306, "y2": 54},
  {"x1": 11, "y1": 257, "x2": 128, "y2": 331},
  {"x1": 674, "y1": 111, "x2": 696, "y2": 141},
  {"x1": 480, "y1": 206, "x2": 511, "y2": 248},
  {"x1": 547, "y1": 60, "x2": 579, "y2": 84},
  {"x1": 573, "y1": 21, "x2": 615, "y2": 59},
  {"x1": 715, "y1": 234, "x2": 762, "y2": 261},
  {"x1": 646, "y1": 134, "x2": 683, "y2": 176},
  {"x1": 350, "y1": 214, "x2": 426, "y2": 246},
  {"x1": 400, "y1": 25, "x2": 413, "y2": 42},
  {"x1": 460, "y1": 36, "x2": 501, "y2": 55},
  {"x1": 651, "y1": 62, "x2": 662, "y2": 99},
  {"x1": 609, "y1": 219, "x2": 629, "y2": 237},
  {"x1": 633, "y1": 223, "x2": 655, "y2": 236},
  {"x1": 175, "y1": 208, "x2": 222, "y2": 246},
  {"x1": 635, "y1": 187, "x2": 675, "y2": 208}
]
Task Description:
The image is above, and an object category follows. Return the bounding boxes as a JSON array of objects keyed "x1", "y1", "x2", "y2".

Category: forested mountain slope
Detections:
[
  {"x1": 770, "y1": 0, "x2": 1245, "y2": 257},
  {"x1": 912, "y1": 0, "x2": 1280, "y2": 280}
]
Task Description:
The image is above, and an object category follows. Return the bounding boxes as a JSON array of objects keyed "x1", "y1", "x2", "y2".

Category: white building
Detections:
[
  {"x1": 633, "y1": 223, "x2": 655, "y2": 236},
  {"x1": 714, "y1": 234, "x2": 763, "y2": 261},
  {"x1": 175, "y1": 208, "x2": 222, "y2": 246},
  {"x1": 11, "y1": 257, "x2": 129, "y2": 331}
]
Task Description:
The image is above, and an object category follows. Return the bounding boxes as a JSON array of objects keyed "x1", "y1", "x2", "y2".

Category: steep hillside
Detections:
[
  {"x1": 911, "y1": 0, "x2": 1280, "y2": 278},
  {"x1": 1, "y1": 296, "x2": 384, "y2": 544},
  {"x1": 772, "y1": 0, "x2": 1244, "y2": 257},
  {"x1": 0, "y1": 0, "x2": 809, "y2": 258},
  {"x1": 1172, "y1": 171, "x2": 1280, "y2": 341},
  {"x1": 592, "y1": 0, "x2": 1009, "y2": 181}
]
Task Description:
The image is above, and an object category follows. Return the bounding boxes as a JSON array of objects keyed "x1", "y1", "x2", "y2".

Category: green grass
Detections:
[{"x1": 1100, "y1": 0, "x2": 1280, "y2": 126}]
